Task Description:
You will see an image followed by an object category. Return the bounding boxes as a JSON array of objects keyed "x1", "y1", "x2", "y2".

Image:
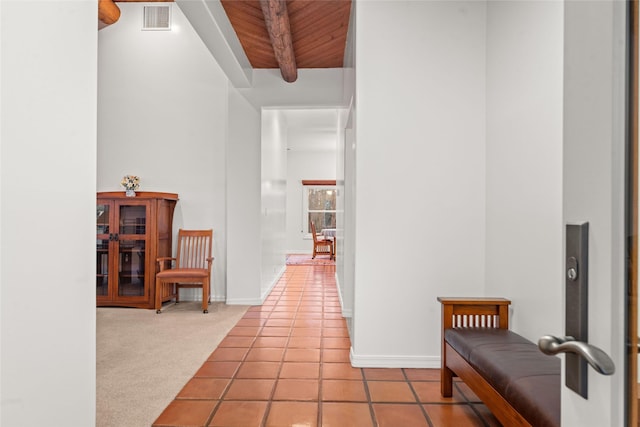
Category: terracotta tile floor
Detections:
[{"x1": 153, "y1": 265, "x2": 501, "y2": 427}]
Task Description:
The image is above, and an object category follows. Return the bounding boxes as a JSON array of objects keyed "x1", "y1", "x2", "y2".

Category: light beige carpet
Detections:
[{"x1": 96, "y1": 301, "x2": 249, "y2": 427}]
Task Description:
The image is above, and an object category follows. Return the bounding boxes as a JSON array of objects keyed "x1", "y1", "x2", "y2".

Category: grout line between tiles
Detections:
[
  {"x1": 402, "y1": 368, "x2": 435, "y2": 427},
  {"x1": 360, "y1": 366, "x2": 379, "y2": 427},
  {"x1": 155, "y1": 265, "x2": 495, "y2": 427}
]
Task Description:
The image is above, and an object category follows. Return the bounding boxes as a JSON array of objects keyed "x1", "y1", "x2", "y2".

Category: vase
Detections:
[{"x1": 125, "y1": 189, "x2": 136, "y2": 197}]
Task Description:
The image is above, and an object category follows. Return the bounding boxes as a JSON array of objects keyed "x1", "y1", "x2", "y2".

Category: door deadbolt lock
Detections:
[
  {"x1": 567, "y1": 256, "x2": 578, "y2": 281},
  {"x1": 565, "y1": 223, "x2": 588, "y2": 398}
]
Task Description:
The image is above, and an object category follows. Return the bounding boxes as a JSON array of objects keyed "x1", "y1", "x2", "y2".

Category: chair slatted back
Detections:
[
  {"x1": 310, "y1": 222, "x2": 317, "y2": 242},
  {"x1": 310, "y1": 222, "x2": 322, "y2": 244},
  {"x1": 176, "y1": 229, "x2": 212, "y2": 269}
]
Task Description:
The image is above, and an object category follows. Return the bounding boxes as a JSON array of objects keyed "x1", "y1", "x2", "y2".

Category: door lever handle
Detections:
[{"x1": 538, "y1": 335, "x2": 615, "y2": 375}]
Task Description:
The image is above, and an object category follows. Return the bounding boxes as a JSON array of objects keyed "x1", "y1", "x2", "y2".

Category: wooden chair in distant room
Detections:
[
  {"x1": 155, "y1": 229, "x2": 213, "y2": 313},
  {"x1": 310, "y1": 222, "x2": 333, "y2": 259}
]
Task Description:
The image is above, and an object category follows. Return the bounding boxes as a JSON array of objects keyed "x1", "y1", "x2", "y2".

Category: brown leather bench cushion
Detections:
[{"x1": 445, "y1": 328, "x2": 560, "y2": 427}]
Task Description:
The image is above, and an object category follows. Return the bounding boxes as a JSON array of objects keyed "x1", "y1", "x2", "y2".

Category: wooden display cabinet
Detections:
[{"x1": 97, "y1": 191, "x2": 178, "y2": 309}]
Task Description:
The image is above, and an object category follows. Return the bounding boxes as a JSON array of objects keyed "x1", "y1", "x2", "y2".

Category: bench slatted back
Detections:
[
  {"x1": 438, "y1": 298, "x2": 511, "y2": 330},
  {"x1": 452, "y1": 312, "x2": 500, "y2": 328}
]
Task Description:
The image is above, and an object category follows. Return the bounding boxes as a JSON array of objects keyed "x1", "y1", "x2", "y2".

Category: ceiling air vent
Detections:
[{"x1": 143, "y1": 5, "x2": 171, "y2": 31}]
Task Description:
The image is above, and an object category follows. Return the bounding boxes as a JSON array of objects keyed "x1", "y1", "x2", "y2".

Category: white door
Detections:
[{"x1": 561, "y1": 1, "x2": 627, "y2": 425}]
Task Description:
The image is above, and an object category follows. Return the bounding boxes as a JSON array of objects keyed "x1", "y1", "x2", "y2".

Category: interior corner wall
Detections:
[
  {"x1": 1, "y1": 1, "x2": 97, "y2": 425},
  {"x1": 97, "y1": 3, "x2": 229, "y2": 300},
  {"x1": 352, "y1": 0, "x2": 487, "y2": 367},
  {"x1": 484, "y1": 1, "x2": 564, "y2": 342},
  {"x1": 227, "y1": 85, "x2": 262, "y2": 304},
  {"x1": 261, "y1": 110, "x2": 288, "y2": 297}
]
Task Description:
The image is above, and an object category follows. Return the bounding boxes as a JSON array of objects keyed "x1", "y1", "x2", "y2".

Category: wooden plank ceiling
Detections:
[
  {"x1": 220, "y1": 0, "x2": 351, "y2": 70},
  {"x1": 104, "y1": 0, "x2": 352, "y2": 83}
]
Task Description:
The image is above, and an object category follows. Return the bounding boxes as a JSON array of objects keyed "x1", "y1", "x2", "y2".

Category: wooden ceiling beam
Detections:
[
  {"x1": 99, "y1": 0, "x2": 121, "y2": 26},
  {"x1": 259, "y1": 0, "x2": 298, "y2": 83}
]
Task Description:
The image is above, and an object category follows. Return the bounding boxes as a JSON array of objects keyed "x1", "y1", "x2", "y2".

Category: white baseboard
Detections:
[
  {"x1": 335, "y1": 273, "x2": 352, "y2": 318},
  {"x1": 225, "y1": 297, "x2": 263, "y2": 305},
  {"x1": 350, "y1": 348, "x2": 441, "y2": 369},
  {"x1": 262, "y1": 264, "x2": 286, "y2": 299},
  {"x1": 226, "y1": 264, "x2": 286, "y2": 305}
]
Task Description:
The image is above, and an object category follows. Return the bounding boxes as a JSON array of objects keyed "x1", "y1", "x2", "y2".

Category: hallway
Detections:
[{"x1": 152, "y1": 265, "x2": 500, "y2": 427}]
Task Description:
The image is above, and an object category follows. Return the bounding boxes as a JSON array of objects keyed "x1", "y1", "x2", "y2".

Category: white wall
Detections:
[
  {"x1": 286, "y1": 147, "x2": 337, "y2": 254},
  {"x1": 339, "y1": 113, "x2": 355, "y2": 322},
  {"x1": 241, "y1": 69, "x2": 344, "y2": 109},
  {"x1": 352, "y1": 0, "x2": 487, "y2": 367},
  {"x1": 1, "y1": 1, "x2": 97, "y2": 425},
  {"x1": 484, "y1": 1, "x2": 564, "y2": 341},
  {"x1": 339, "y1": 3, "x2": 357, "y2": 326},
  {"x1": 261, "y1": 110, "x2": 288, "y2": 297},
  {"x1": 226, "y1": 85, "x2": 262, "y2": 304},
  {"x1": 98, "y1": 3, "x2": 229, "y2": 300}
]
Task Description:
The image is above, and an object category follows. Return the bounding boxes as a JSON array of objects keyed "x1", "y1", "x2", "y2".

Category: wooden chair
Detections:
[
  {"x1": 155, "y1": 229, "x2": 213, "y2": 313},
  {"x1": 310, "y1": 222, "x2": 333, "y2": 259}
]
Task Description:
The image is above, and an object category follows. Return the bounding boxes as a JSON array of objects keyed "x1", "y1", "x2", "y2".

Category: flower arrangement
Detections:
[{"x1": 121, "y1": 175, "x2": 140, "y2": 191}]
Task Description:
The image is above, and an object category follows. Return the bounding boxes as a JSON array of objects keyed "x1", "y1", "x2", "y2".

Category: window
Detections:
[{"x1": 302, "y1": 180, "x2": 336, "y2": 236}]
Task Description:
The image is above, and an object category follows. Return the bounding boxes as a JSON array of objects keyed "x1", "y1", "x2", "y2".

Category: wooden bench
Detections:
[{"x1": 438, "y1": 297, "x2": 560, "y2": 427}]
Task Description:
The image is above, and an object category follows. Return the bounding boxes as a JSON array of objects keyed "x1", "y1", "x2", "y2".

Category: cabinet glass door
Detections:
[
  {"x1": 96, "y1": 203, "x2": 111, "y2": 297},
  {"x1": 117, "y1": 204, "x2": 147, "y2": 298}
]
